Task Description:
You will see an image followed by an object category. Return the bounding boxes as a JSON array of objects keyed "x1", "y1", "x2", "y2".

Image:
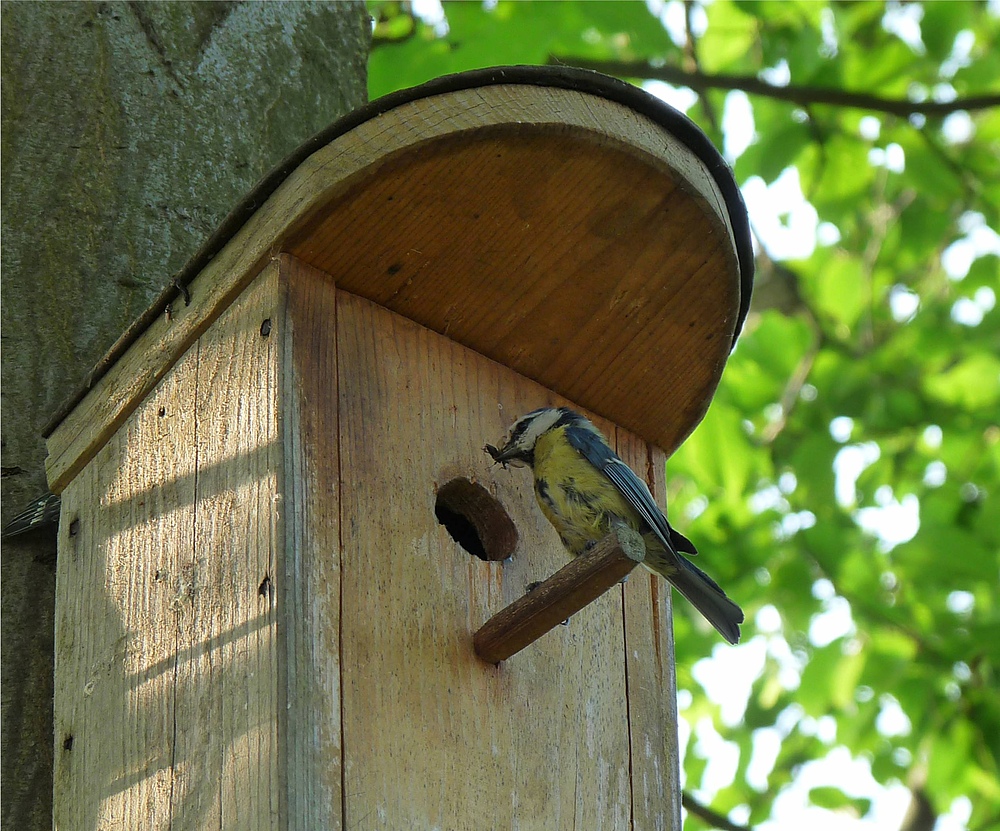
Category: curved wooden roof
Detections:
[{"x1": 45, "y1": 66, "x2": 753, "y2": 489}]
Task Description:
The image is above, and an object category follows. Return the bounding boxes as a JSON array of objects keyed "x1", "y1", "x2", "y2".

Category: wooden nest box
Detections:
[{"x1": 44, "y1": 67, "x2": 753, "y2": 830}]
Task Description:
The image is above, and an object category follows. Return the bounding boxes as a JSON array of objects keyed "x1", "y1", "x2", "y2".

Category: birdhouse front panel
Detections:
[
  {"x1": 331, "y1": 282, "x2": 680, "y2": 830},
  {"x1": 285, "y1": 254, "x2": 685, "y2": 829},
  {"x1": 285, "y1": 252, "x2": 684, "y2": 830}
]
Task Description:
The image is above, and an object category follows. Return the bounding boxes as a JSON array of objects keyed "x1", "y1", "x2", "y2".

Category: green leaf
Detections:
[
  {"x1": 900, "y1": 140, "x2": 966, "y2": 205},
  {"x1": 920, "y1": 2, "x2": 976, "y2": 63},
  {"x1": 963, "y1": 254, "x2": 1000, "y2": 293},
  {"x1": 928, "y1": 719, "x2": 976, "y2": 803},
  {"x1": 724, "y1": 312, "x2": 814, "y2": 412},
  {"x1": 798, "y1": 640, "x2": 867, "y2": 718},
  {"x1": 797, "y1": 642, "x2": 842, "y2": 717},
  {"x1": 922, "y1": 353, "x2": 1000, "y2": 411},
  {"x1": 808, "y1": 785, "x2": 873, "y2": 815},
  {"x1": 699, "y1": 2, "x2": 759, "y2": 73},
  {"x1": 736, "y1": 116, "x2": 813, "y2": 184},
  {"x1": 788, "y1": 433, "x2": 837, "y2": 506},
  {"x1": 841, "y1": 38, "x2": 920, "y2": 97},
  {"x1": 673, "y1": 402, "x2": 756, "y2": 508},
  {"x1": 897, "y1": 201, "x2": 955, "y2": 271},
  {"x1": 896, "y1": 523, "x2": 995, "y2": 584},
  {"x1": 831, "y1": 647, "x2": 867, "y2": 711},
  {"x1": 799, "y1": 134, "x2": 876, "y2": 219},
  {"x1": 807, "y1": 252, "x2": 869, "y2": 333},
  {"x1": 953, "y1": 41, "x2": 1000, "y2": 91}
]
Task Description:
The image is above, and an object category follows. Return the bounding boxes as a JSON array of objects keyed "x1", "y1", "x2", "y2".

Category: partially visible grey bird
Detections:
[{"x1": 2, "y1": 492, "x2": 61, "y2": 539}]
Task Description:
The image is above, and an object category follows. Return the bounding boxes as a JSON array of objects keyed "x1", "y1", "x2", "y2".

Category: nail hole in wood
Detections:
[
  {"x1": 157, "y1": 406, "x2": 166, "y2": 417},
  {"x1": 68, "y1": 518, "x2": 80, "y2": 537},
  {"x1": 260, "y1": 318, "x2": 272, "y2": 337},
  {"x1": 435, "y1": 478, "x2": 517, "y2": 562},
  {"x1": 63, "y1": 734, "x2": 74, "y2": 751}
]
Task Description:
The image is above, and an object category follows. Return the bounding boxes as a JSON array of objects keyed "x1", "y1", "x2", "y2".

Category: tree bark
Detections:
[{"x1": 0, "y1": 4, "x2": 369, "y2": 828}]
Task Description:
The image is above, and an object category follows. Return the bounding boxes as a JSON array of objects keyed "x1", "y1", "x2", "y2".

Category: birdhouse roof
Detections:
[{"x1": 44, "y1": 66, "x2": 753, "y2": 485}]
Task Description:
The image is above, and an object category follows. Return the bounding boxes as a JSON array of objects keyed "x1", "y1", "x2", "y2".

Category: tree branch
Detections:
[
  {"x1": 682, "y1": 792, "x2": 755, "y2": 831},
  {"x1": 550, "y1": 57, "x2": 1000, "y2": 116},
  {"x1": 759, "y1": 337, "x2": 819, "y2": 445},
  {"x1": 683, "y1": 1, "x2": 719, "y2": 133},
  {"x1": 899, "y1": 786, "x2": 936, "y2": 831}
]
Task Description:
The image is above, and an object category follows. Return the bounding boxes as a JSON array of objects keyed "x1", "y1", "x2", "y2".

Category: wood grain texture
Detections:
[
  {"x1": 168, "y1": 261, "x2": 282, "y2": 829},
  {"x1": 291, "y1": 86, "x2": 740, "y2": 457},
  {"x1": 53, "y1": 345, "x2": 197, "y2": 831},
  {"x1": 43, "y1": 249, "x2": 270, "y2": 494},
  {"x1": 52, "y1": 262, "x2": 685, "y2": 828},
  {"x1": 277, "y1": 254, "x2": 343, "y2": 831},
  {"x1": 474, "y1": 527, "x2": 645, "y2": 664},
  {"x1": 53, "y1": 265, "x2": 282, "y2": 830},
  {"x1": 617, "y1": 435, "x2": 682, "y2": 831},
  {"x1": 336, "y1": 292, "x2": 634, "y2": 831},
  {"x1": 47, "y1": 83, "x2": 741, "y2": 494}
]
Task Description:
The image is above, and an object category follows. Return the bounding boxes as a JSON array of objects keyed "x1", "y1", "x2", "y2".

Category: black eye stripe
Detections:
[
  {"x1": 509, "y1": 408, "x2": 550, "y2": 441},
  {"x1": 507, "y1": 407, "x2": 580, "y2": 444},
  {"x1": 509, "y1": 420, "x2": 532, "y2": 442}
]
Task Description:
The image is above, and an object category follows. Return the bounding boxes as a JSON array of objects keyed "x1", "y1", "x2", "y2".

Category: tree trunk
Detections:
[{"x1": 0, "y1": 4, "x2": 369, "y2": 828}]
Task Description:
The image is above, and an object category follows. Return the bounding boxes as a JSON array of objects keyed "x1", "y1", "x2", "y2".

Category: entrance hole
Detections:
[{"x1": 435, "y1": 478, "x2": 518, "y2": 561}]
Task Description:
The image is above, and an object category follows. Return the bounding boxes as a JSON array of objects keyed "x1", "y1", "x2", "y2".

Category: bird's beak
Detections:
[{"x1": 484, "y1": 440, "x2": 526, "y2": 468}]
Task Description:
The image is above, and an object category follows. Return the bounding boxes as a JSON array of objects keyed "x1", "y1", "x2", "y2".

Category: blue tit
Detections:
[{"x1": 486, "y1": 407, "x2": 743, "y2": 644}]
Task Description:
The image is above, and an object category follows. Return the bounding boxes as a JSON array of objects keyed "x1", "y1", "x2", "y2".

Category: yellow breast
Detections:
[{"x1": 531, "y1": 426, "x2": 639, "y2": 555}]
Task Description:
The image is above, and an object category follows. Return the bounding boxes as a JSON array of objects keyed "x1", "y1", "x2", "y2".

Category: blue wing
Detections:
[{"x1": 563, "y1": 424, "x2": 697, "y2": 556}]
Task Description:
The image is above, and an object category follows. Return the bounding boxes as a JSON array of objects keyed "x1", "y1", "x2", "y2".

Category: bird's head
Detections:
[{"x1": 485, "y1": 407, "x2": 575, "y2": 468}]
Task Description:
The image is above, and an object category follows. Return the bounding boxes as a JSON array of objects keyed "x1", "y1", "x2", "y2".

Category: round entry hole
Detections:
[{"x1": 435, "y1": 478, "x2": 517, "y2": 562}]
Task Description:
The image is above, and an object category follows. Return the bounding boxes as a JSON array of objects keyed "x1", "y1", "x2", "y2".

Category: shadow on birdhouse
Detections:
[{"x1": 43, "y1": 67, "x2": 752, "y2": 831}]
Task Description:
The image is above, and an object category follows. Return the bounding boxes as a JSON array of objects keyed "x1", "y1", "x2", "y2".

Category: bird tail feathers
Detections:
[{"x1": 665, "y1": 557, "x2": 744, "y2": 645}]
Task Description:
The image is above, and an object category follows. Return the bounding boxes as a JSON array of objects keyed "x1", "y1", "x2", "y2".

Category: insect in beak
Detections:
[{"x1": 483, "y1": 443, "x2": 510, "y2": 468}]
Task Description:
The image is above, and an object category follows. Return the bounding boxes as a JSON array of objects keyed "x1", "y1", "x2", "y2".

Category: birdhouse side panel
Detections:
[
  {"x1": 177, "y1": 262, "x2": 283, "y2": 830},
  {"x1": 616, "y1": 434, "x2": 682, "y2": 831},
  {"x1": 54, "y1": 357, "x2": 198, "y2": 831},
  {"x1": 335, "y1": 291, "x2": 640, "y2": 831},
  {"x1": 53, "y1": 265, "x2": 283, "y2": 831}
]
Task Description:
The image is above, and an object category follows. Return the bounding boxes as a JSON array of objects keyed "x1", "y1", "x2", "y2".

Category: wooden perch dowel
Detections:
[{"x1": 473, "y1": 526, "x2": 646, "y2": 664}]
